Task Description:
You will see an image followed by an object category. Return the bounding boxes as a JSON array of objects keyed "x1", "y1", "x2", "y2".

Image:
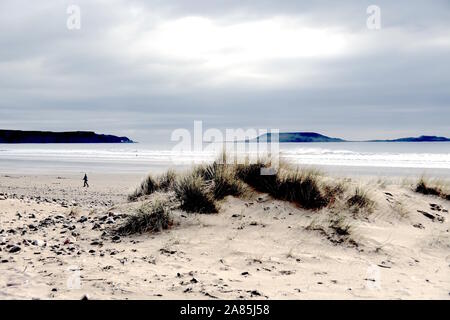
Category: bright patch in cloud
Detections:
[{"x1": 126, "y1": 16, "x2": 349, "y2": 84}]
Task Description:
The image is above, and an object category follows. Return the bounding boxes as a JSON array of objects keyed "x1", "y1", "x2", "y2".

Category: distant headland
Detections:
[
  {"x1": 0, "y1": 130, "x2": 134, "y2": 143},
  {"x1": 367, "y1": 135, "x2": 450, "y2": 142},
  {"x1": 253, "y1": 132, "x2": 345, "y2": 143},
  {"x1": 253, "y1": 132, "x2": 449, "y2": 143}
]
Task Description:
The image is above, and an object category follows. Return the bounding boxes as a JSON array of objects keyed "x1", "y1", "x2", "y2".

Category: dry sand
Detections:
[{"x1": 0, "y1": 173, "x2": 449, "y2": 299}]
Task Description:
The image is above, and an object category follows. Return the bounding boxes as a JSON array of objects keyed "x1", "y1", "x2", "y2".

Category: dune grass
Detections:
[
  {"x1": 197, "y1": 163, "x2": 246, "y2": 200},
  {"x1": 157, "y1": 169, "x2": 177, "y2": 191},
  {"x1": 117, "y1": 201, "x2": 172, "y2": 235},
  {"x1": 415, "y1": 178, "x2": 449, "y2": 200},
  {"x1": 330, "y1": 216, "x2": 352, "y2": 237},
  {"x1": 128, "y1": 170, "x2": 178, "y2": 201},
  {"x1": 346, "y1": 187, "x2": 374, "y2": 212},
  {"x1": 128, "y1": 175, "x2": 158, "y2": 201},
  {"x1": 129, "y1": 155, "x2": 364, "y2": 213},
  {"x1": 274, "y1": 168, "x2": 329, "y2": 209},
  {"x1": 235, "y1": 161, "x2": 331, "y2": 210},
  {"x1": 174, "y1": 173, "x2": 218, "y2": 213}
]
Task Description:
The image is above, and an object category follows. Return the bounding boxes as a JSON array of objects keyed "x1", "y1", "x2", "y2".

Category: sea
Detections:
[{"x1": 0, "y1": 142, "x2": 449, "y2": 178}]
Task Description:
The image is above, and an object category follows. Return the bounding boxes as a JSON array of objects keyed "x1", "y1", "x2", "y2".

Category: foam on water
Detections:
[
  {"x1": 281, "y1": 147, "x2": 450, "y2": 169},
  {"x1": 0, "y1": 142, "x2": 449, "y2": 175}
]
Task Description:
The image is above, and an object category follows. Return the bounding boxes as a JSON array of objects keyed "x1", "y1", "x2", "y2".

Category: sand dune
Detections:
[{"x1": 0, "y1": 173, "x2": 449, "y2": 299}]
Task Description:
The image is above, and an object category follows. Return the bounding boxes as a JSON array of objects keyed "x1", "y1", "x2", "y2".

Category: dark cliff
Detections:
[{"x1": 0, "y1": 130, "x2": 134, "y2": 143}]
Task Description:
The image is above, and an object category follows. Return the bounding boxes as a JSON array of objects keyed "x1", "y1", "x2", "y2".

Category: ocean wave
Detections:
[{"x1": 0, "y1": 145, "x2": 449, "y2": 169}]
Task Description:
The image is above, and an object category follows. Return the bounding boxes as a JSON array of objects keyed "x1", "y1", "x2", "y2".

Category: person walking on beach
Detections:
[{"x1": 83, "y1": 173, "x2": 89, "y2": 188}]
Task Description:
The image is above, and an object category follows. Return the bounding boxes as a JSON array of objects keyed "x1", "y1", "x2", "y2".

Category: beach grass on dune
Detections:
[
  {"x1": 415, "y1": 178, "x2": 449, "y2": 200},
  {"x1": 128, "y1": 175, "x2": 158, "y2": 201},
  {"x1": 117, "y1": 201, "x2": 172, "y2": 235},
  {"x1": 235, "y1": 161, "x2": 278, "y2": 194},
  {"x1": 157, "y1": 169, "x2": 177, "y2": 192},
  {"x1": 174, "y1": 173, "x2": 218, "y2": 213},
  {"x1": 194, "y1": 162, "x2": 246, "y2": 200},
  {"x1": 346, "y1": 187, "x2": 374, "y2": 211},
  {"x1": 128, "y1": 170, "x2": 178, "y2": 201},
  {"x1": 128, "y1": 154, "x2": 380, "y2": 214},
  {"x1": 330, "y1": 215, "x2": 352, "y2": 236},
  {"x1": 274, "y1": 168, "x2": 329, "y2": 209},
  {"x1": 234, "y1": 160, "x2": 331, "y2": 209}
]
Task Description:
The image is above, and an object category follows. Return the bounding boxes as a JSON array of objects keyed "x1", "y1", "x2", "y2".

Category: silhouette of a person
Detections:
[{"x1": 83, "y1": 173, "x2": 89, "y2": 188}]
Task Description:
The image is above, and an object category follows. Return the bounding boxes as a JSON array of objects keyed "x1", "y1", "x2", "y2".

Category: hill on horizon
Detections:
[
  {"x1": 0, "y1": 130, "x2": 134, "y2": 143},
  {"x1": 253, "y1": 132, "x2": 449, "y2": 143},
  {"x1": 253, "y1": 132, "x2": 345, "y2": 143}
]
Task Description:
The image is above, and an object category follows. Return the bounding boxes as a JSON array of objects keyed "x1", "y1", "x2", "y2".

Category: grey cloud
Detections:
[{"x1": 0, "y1": 0, "x2": 449, "y2": 142}]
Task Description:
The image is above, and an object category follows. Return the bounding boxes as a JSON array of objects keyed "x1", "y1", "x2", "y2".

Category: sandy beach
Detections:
[
  {"x1": 2, "y1": 0, "x2": 450, "y2": 309},
  {"x1": 1, "y1": 170, "x2": 449, "y2": 300}
]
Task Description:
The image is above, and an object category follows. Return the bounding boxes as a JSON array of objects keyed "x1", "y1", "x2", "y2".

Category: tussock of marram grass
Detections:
[
  {"x1": 192, "y1": 162, "x2": 217, "y2": 181},
  {"x1": 235, "y1": 162, "x2": 277, "y2": 194},
  {"x1": 346, "y1": 187, "x2": 374, "y2": 211},
  {"x1": 194, "y1": 162, "x2": 245, "y2": 200},
  {"x1": 274, "y1": 168, "x2": 328, "y2": 210},
  {"x1": 174, "y1": 173, "x2": 218, "y2": 213},
  {"x1": 330, "y1": 216, "x2": 352, "y2": 236},
  {"x1": 192, "y1": 162, "x2": 247, "y2": 199},
  {"x1": 211, "y1": 165, "x2": 246, "y2": 200},
  {"x1": 157, "y1": 169, "x2": 177, "y2": 191},
  {"x1": 415, "y1": 178, "x2": 449, "y2": 201},
  {"x1": 128, "y1": 174, "x2": 158, "y2": 201},
  {"x1": 128, "y1": 170, "x2": 177, "y2": 201},
  {"x1": 117, "y1": 201, "x2": 172, "y2": 235},
  {"x1": 323, "y1": 181, "x2": 347, "y2": 205},
  {"x1": 235, "y1": 161, "x2": 329, "y2": 210},
  {"x1": 127, "y1": 188, "x2": 143, "y2": 202}
]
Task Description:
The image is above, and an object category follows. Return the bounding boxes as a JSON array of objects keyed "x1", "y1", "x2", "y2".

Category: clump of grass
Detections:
[
  {"x1": 235, "y1": 161, "x2": 329, "y2": 210},
  {"x1": 174, "y1": 173, "x2": 218, "y2": 213},
  {"x1": 323, "y1": 181, "x2": 347, "y2": 204},
  {"x1": 192, "y1": 162, "x2": 247, "y2": 200},
  {"x1": 346, "y1": 187, "x2": 374, "y2": 211},
  {"x1": 193, "y1": 162, "x2": 217, "y2": 181},
  {"x1": 330, "y1": 216, "x2": 352, "y2": 236},
  {"x1": 117, "y1": 201, "x2": 172, "y2": 235},
  {"x1": 198, "y1": 163, "x2": 246, "y2": 199},
  {"x1": 305, "y1": 215, "x2": 357, "y2": 246},
  {"x1": 274, "y1": 169, "x2": 329, "y2": 210},
  {"x1": 414, "y1": 178, "x2": 449, "y2": 201},
  {"x1": 328, "y1": 216, "x2": 358, "y2": 246},
  {"x1": 128, "y1": 170, "x2": 178, "y2": 201},
  {"x1": 157, "y1": 169, "x2": 177, "y2": 191},
  {"x1": 235, "y1": 161, "x2": 277, "y2": 194},
  {"x1": 128, "y1": 174, "x2": 158, "y2": 201},
  {"x1": 210, "y1": 165, "x2": 245, "y2": 200},
  {"x1": 128, "y1": 189, "x2": 143, "y2": 202}
]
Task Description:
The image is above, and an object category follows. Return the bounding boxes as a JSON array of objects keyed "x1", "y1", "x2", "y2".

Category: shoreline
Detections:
[{"x1": 1, "y1": 159, "x2": 450, "y2": 178}]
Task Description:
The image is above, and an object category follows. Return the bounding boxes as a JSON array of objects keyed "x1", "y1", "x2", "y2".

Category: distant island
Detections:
[
  {"x1": 368, "y1": 135, "x2": 450, "y2": 142},
  {"x1": 253, "y1": 132, "x2": 345, "y2": 143},
  {"x1": 0, "y1": 130, "x2": 134, "y2": 143},
  {"x1": 253, "y1": 132, "x2": 449, "y2": 143}
]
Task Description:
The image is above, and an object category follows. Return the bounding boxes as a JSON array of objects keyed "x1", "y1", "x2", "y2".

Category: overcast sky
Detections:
[{"x1": 0, "y1": 0, "x2": 449, "y2": 142}]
